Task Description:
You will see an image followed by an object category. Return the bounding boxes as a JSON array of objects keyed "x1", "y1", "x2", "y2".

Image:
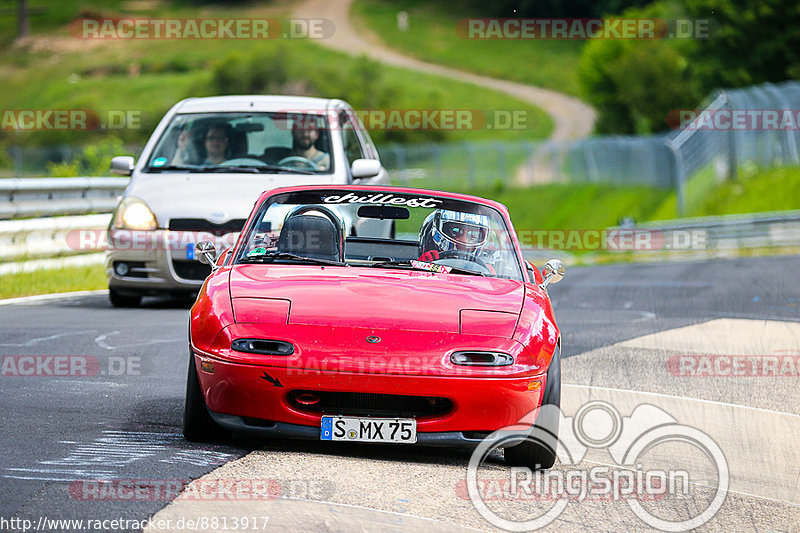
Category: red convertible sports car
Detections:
[{"x1": 184, "y1": 185, "x2": 565, "y2": 469}]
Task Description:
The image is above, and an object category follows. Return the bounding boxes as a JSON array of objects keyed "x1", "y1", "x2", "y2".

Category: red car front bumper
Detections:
[{"x1": 191, "y1": 323, "x2": 549, "y2": 441}]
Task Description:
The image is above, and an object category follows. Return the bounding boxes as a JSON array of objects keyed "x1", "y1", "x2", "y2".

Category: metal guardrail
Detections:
[
  {"x1": 0, "y1": 177, "x2": 129, "y2": 219},
  {"x1": 0, "y1": 214, "x2": 111, "y2": 261},
  {"x1": 628, "y1": 210, "x2": 800, "y2": 251}
]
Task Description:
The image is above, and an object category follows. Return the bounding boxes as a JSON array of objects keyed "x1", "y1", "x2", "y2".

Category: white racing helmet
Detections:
[{"x1": 419, "y1": 209, "x2": 490, "y2": 256}]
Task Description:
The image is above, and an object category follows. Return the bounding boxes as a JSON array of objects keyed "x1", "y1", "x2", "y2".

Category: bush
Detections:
[
  {"x1": 577, "y1": 1, "x2": 701, "y2": 134},
  {"x1": 47, "y1": 136, "x2": 127, "y2": 177},
  {"x1": 209, "y1": 48, "x2": 289, "y2": 95},
  {"x1": 208, "y1": 48, "x2": 448, "y2": 144}
]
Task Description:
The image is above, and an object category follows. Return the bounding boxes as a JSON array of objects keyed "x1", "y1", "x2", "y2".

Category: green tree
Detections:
[{"x1": 684, "y1": 0, "x2": 800, "y2": 90}]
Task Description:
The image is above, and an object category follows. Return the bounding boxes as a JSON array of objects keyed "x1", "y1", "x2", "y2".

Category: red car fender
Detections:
[
  {"x1": 513, "y1": 283, "x2": 559, "y2": 370},
  {"x1": 190, "y1": 267, "x2": 234, "y2": 352}
]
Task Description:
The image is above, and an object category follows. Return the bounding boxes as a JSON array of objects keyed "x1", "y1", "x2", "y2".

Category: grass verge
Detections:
[{"x1": 0, "y1": 264, "x2": 106, "y2": 299}]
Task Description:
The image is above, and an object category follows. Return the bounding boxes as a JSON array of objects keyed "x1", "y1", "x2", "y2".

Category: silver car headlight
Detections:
[{"x1": 112, "y1": 196, "x2": 157, "y2": 231}]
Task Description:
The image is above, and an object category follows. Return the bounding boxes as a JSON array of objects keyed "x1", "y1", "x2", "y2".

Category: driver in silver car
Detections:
[{"x1": 287, "y1": 117, "x2": 330, "y2": 170}]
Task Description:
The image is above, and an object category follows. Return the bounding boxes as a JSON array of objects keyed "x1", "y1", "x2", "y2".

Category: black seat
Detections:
[{"x1": 278, "y1": 215, "x2": 340, "y2": 262}]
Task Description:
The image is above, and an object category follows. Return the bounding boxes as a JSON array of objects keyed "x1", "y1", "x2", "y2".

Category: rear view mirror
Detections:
[
  {"x1": 195, "y1": 241, "x2": 218, "y2": 268},
  {"x1": 539, "y1": 259, "x2": 565, "y2": 291},
  {"x1": 357, "y1": 205, "x2": 410, "y2": 220},
  {"x1": 351, "y1": 159, "x2": 382, "y2": 179},
  {"x1": 110, "y1": 156, "x2": 135, "y2": 176}
]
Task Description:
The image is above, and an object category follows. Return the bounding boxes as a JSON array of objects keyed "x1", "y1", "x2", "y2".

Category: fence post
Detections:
[
  {"x1": 666, "y1": 140, "x2": 686, "y2": 215},
  {"x1": 10, "y1": 146, "x2": 23, "y2": 178},
  {"x1": 431, "y1": 144, "x2": 443, "y2": 188},
  {"x1": 524, "y1": 142, "x2": 534, "y2": 185},
  {"x1": 495, "y1": 142, "x2": 507, "y2": 185},
  {"x1": 391, "y1": 144, "x2": 407, "y2": 184},
  {"x1": 463, "y1": 142, "x2": 476, "y2": 189}
]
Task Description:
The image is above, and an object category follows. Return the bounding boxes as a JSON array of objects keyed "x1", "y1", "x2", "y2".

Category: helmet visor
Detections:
[{"x1": 440, "y1": 220, "x2": 488, "y2": 246}]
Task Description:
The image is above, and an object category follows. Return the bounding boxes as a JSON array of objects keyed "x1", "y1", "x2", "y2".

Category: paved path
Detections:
[
  {"x1": 292, "y1": 0, "x2": 596, "y2": 143},
  {"x1": 6, "y1": 256, "x2": 794, "y2": 532}
]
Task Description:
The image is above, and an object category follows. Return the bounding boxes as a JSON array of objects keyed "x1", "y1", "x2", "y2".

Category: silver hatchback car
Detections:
[{"x1": 106, "y1": 95, "x2": 388, "y2": 307}]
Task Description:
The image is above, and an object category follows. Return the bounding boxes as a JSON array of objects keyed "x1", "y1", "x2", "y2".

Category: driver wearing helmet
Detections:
[{"x1": 418, "y1": 209, "x2": 490, "y2": 263}]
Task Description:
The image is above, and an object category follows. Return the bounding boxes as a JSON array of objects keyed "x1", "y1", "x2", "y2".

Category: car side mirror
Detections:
[
  {"x1": 539, "y1": 259, "x2": 565, "y2": 291},
  {"x1": 195, "y1": 241, "x2": 218, "y2": 268},
  {"x1": 351, "y1": 158, "x2": 382, "y2": 179},
  {"x1": 110, "y1": 156, "x2": 135, "y2": 176}
]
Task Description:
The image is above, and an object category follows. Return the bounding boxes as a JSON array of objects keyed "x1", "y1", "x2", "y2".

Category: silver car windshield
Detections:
[
  {"x1": 236, "y1": 189, "x2": 524, "y2": 281},
  {"x1": 145, "y1": 112, "x2": 333, "y2": 173}
]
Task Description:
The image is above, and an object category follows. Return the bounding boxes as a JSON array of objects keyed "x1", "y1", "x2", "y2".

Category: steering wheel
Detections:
[
  {"x1": 437, "y1": 250, "x2": 489, "y2": 270},
  {"x1": 277, "y1": 156, "x2": 319, "y2": 170}
]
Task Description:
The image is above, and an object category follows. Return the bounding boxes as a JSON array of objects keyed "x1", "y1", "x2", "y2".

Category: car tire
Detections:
[
  {"x1": 504, "y1": 344, "x2": 561, "y2": 470},
  {"x1": 183, "y1": 350, "x2": 229, "y2": 442},
  {"x1": 109, "y1": 289, "x2": 142, "y2": 308}
]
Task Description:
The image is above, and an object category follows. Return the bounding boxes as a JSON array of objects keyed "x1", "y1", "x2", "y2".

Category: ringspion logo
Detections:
[{"x1": 466, "y1": 401, "x2": 729, "y2": 531}]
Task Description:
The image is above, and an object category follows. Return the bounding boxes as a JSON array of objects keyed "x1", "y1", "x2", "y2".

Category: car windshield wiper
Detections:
[
  {"x1": 146, "y1": 164, "x2": 316, "y2": 175},
  {"x1": 145, "y1": 164, "x2": 207, "y2": 173},
  {"x1": 202, "y1": 164, "x2": 316, "y2": 175},
  {"x1": 239, "y1": 252, "x2": 345, "y2": 267},
  {"x1": 368, "y1": 259, "x2": 486, "y2": 276}
]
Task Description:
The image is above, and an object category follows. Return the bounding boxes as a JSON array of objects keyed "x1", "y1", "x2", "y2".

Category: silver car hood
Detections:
[{"x1": 127, "y1": 172, "x2": 339, "y2": 225}]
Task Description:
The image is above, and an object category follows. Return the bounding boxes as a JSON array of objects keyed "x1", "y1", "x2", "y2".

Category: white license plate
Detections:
[{"x1": 320, "y1": 416, "x2": 416, "y2": 444}]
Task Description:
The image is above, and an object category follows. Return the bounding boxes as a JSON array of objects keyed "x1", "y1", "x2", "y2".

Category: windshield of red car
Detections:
[{"x1": 235, "y1": 189, "x2": 524, "y2": 281}]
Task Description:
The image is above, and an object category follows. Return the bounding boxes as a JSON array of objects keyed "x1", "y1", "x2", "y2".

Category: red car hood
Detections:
[{"x1": 229, "y1": 265, "x2": 524, "y2": 334}]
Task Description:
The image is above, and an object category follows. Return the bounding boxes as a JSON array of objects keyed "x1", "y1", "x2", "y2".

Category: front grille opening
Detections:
[
  {"x1": 288, "y1": 390, "x2": 452, "y2": 418},
  {"x1": 172, "y1": 259, "x2": 211, "y2": 281},
  {"x1": 168, "y1": 218, "x2": 246, "y2": 235}
]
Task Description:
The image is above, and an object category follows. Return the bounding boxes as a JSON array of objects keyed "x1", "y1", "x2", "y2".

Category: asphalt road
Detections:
[{"x1": 1, "y1": 255, "x2": 798, "y2": 532}]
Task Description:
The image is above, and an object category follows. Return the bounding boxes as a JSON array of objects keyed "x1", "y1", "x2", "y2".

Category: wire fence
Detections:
[
  {"x1": 382, "y1": 80, "x2": 800, "y2": 213},
  {"x1": 4, "y1": 81, "x2": 800, "y2": 215}
]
